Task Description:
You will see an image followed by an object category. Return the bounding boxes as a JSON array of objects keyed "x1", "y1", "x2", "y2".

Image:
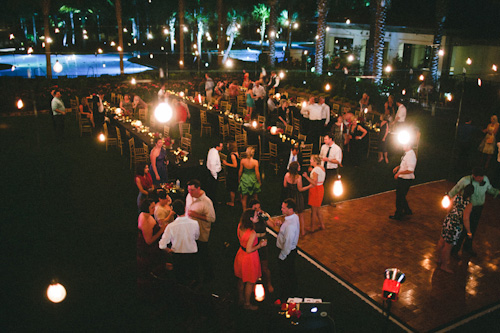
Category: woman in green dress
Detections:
[{"x1": 238, "y1": 147, "x2": 261, "y2": 211}]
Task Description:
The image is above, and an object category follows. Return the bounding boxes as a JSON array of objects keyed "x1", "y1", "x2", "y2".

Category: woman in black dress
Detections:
[
  {"x1": 378, "y1": 114, "x2": 389, "y2": 163},
  {"x1": 223, "y1": 141, "x2": 240, "y2": 206},
  {"x1": 283, "y1": 161, "x2": 307, "y2": 235},
  {"x1": 348, "y1": 117, "x2": 367, "y2": 166}
]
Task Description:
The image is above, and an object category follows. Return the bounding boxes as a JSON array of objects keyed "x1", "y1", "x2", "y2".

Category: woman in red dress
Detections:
[
  {"x1": 234, "y1": 209, "x2": 267, "y2": 310},
  {"x1": 135, "y1": 162, "x2": 154, "y2": 211},
  {"x1": 302, "y1": 155, "x2": 326, "y2": 232},
  {"x1": 173, "y1": 99, "x2": 190, "y2": 137}
]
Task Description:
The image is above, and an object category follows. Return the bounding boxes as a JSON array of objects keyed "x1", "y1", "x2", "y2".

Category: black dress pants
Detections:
[
  {"x1": 278, "y1": 249, "x2": 298, "y2": 301},
  {"x1": 395, "y1": 178, "x2": 413, "y2": 216}
]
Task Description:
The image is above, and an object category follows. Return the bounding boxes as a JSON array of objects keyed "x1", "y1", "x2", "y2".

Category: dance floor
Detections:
[{"x1": 272, "y1": 180, "x2": 500, "y2": 332}]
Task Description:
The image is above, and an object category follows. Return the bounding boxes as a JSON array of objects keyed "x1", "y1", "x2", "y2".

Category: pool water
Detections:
[{"x1": 0, "y1": 53, "x2": 152, "y2": 78}]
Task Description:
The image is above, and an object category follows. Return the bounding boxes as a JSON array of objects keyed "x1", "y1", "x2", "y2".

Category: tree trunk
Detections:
[
  {"x1": 197, "y1": 18, "x2": 203, "y2": 72},
  {"x1": 430, "y1": 0, "x2": 448, "y2": 87},
  {"x1": 217, "y1": 0, "x2": 225, "y2": 65},
  {"x1": 364, "y1": 1, "x2": 376, "y2": 75},
  {"x1": 268, "y1": 0, "x2": 278, "y2": 67},
  {"x1": 169, "y1": 18, "x2": 176, "y2": 53},
  {"x1": 70, "y1": 11, "x2": 75, "y2": 45},
  {"x1": 42, "y1": 0, "x2": 52, "y2": 79},
  {"x1": 115, "y1": 0, "x2": 124, "y2": 75},
  {"x1": 373, "y1": 0, "x2": 389, "y2": 83},
  {"x1": 314, "y1": 0, "x2": 329, "y2": 75},
  {"x1": 222, "y1": 17, "x2": 236, "y2": 64},
  {"x1": 32, "y1": 15, "x2": 37, "y2": 43},
  {"x1": 179, "y1": 0, "x2": 185, "y2": 69}
]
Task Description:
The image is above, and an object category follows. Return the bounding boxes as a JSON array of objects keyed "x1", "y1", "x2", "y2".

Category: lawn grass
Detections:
[{"x1": 0, "y1": 107, "x2": 497, "y2": 332}]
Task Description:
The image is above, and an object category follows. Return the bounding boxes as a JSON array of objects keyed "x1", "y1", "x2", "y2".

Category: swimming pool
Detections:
[{"x1": 0, "y1": 53, "x2": 152, "y2": 78}]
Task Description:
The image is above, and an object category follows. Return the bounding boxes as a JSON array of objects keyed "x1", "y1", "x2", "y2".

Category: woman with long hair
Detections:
[
  {"x1": 135, "y1": 162, "x2": 154, "y2": 211},
  {"x1": 79, "y1": 97, "x2": 95, "y2": 127},
  {"x1": 150, "y1": 138, "x2": 168, "y2": 186},
  {"x1": 436, "y1": 184, "x2": 474, "y2": 273},
  {"x1": 234, "y1": 209, "x2": 267, "y2": 310},
  {"x1": 245, "y1": 82, "x2": 256, "y2": 120},
  {"x1": 223, "y1": 141, "x2": 240, "y2": 206},
  {"x1": 137, "y1": 199, "x2": 168, "y2": 279},
  {"x1": 302, "y1": 155, "x2": 326, "y2": 232},
  {"x1": 238, "y1": 147, "x2": 261, "y2": 211},
  {"x1": 378, "y1": 114, "x2": 390, "y2": 163},
  {"x1": 283, "y1": 161, "x2": 307, "y2": 235},
  {"x1": 478, "y1": 115, "x2": 499, "y2": 169}
]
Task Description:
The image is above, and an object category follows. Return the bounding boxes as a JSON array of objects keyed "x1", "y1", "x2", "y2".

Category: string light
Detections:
[{"x1": 46, "y1": 283, "x2": 66, "y2": 303}]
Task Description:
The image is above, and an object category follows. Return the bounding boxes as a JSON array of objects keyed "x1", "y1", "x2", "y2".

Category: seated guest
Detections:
[
  {"x1": 277, "y1": 99, "x2": 291, "y2": 128},
  {"x1": 120, "y1": 94, "x2": 134, "y2": 116},
  {"x1": 133, "y1": 95, "x2": 148, "y2": 114},
  {"x1": 159, "y1": 199, "x2": 200, "y2": 284},
  {"x1": 79, "y1": 97, "x2": 95, "y2": 127},
  {"x1": 137, "y1": 199, "x2": 168, "y2": 279},
  {"x1": 154, "y1": 190, "x2": 174, "y2": 225},
  {"x1": 135, "y1": 162, "x2": 154, "y2": 211},
  {"x1": 174, "y1": 99, "x2": 190, "y2": 137}
]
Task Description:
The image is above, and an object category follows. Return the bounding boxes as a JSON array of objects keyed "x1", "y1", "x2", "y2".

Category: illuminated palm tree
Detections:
[
  {"x1": 42, "y1": 0, "x2": 52, "y2": 78},
  {"x1": 115, "y1": 0, "x2": 124, "y2": 74},
  {"x1": 179, "y1": 0, "x2": 185, "y2": 69},
  {"x1": 430, "y1": 0, "x2": 449, "y2": 87},
  {"x1": 314, "y1": 0, "x2": 329, "y2": 75},
  {"x1": 217, "y1": 0, "x2": 225, "y2": 65},
  {"x1": 372, "y1": 0, "x2": 391, "y2": 83},
  {"x1": 252, "y1": 3, "x2": 270, "y2": 50},
  {"x1": 222, "y1": 11, "x2": 241, "y2": 64},
  {"x1": 268, "y1": 0, "x2": 278, "y2": 67}
]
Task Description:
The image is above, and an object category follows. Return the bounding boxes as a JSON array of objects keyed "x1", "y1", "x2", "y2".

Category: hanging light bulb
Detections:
[
  {"x1": 46, "y1": 282, "x2": 67, "y2": 303},
  {"x1": 155, "y1": 103, "x2": 173, "y2": 123},
  {"x1": 131, "y1": 78, "x2": 136, "y2": 85},
  {"x1": 53, "y1": 60, "x2": 63, "y2": 73},
  {"x1": 441, "y1": 194, "x2": 451, "y2": 209},
  {"x1": 325, "y1": 83, "x2": 331, "y2": 91},
  {"x1": 98, "y1": 133, "x2": 106, "y2": 142},
  {"x1": 333, "y1": 175, "x2": 343, "y2": 197},
  {"x1": 17, "y1": 99, "x2": 24, "y2": 109}
]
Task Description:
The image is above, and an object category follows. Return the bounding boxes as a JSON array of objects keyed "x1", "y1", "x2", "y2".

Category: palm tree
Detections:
[
  {"x1": 372, "y1": 0, "x2": 391, "y2": 83},
  {"x1": 279, "y1": 10, "x2": 298, "y2": 56},
  {"x1": 58, "y1": 5, "x2": 79, "y2": 46},
  {"x1": 42, "y1": 0, "x2": 52, "y2": 79},
  {"x1": 314, "y1": 0, "x2": 329, "y2": 75},
  {"x1": 222, "y1": 11, "x2": 240, "y2": 64},
  {"x1": 115, "y1": 0, "x2": 124, "y2": 74},
  {"x1": 179, "y1": 0, "x2": 185, "y2": 69},
  {"x1": 430, "y1": 0, "x2": 449, "y2": 87},
  {"x1": 252, "y1": 3, "x2": 270, "y2": 50},
  {"x1": 364, "y1": 1, "x2": 376, "y2": 76},
  {"x1": 217, "y1": 0, "x2": 225, "y2": 65},
  {"x1": 268, "y1": 0, "x2": 278, "y2": 67}
]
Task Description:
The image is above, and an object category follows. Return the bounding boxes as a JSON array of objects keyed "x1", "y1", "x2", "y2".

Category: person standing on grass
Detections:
[
  {"x1": 389, "y1": 142, "x2": 417, "y2": 221},
  {"x1": 276, "y1": 199, "x2": 300, "y2": 302}
]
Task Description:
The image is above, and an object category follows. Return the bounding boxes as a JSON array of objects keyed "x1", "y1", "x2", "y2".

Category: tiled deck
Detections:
[{"x1": 276, "y1": 180, "x2": 500, "y2": 331}]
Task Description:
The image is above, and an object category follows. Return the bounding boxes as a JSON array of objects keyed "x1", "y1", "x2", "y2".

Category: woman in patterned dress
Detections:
[{"x1": 436, "y1": 184, "x2": 474, "y2": 273}]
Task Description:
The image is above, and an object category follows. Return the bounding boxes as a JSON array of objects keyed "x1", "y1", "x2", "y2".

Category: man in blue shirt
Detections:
[
  {"x1": 276, "y1": 198, "x2": 300, "y2": 301},
  {"x1": 448, "y1": 167, "x2": 499, "y2": 256}
]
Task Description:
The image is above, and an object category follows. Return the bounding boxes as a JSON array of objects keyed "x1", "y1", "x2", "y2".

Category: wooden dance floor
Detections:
[{"x1": 275, "y1": 180, "x2": 500, "y2": 332}]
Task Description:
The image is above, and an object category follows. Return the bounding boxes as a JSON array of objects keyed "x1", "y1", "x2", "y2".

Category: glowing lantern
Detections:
[
  {"x1": 53, "y1": 60, "x2": 63, "y2": 73},
  {"x1": 254, "y1": 281, "x2": 265, "y2": 302},
  {"x1": 154, "y1": 103, "x2": 173, "y2": 123},
  {"x1": 98, "y1": 133, "x2": 106, "y2": 142},
  {"x1": 17, "y1": 99, "x2": 24, "y2": 109},
  {"x1": 131, "y1": 78, "x2": 136, "y2": 85},
  {"x1": 492, "y1": 64, "x2": 497, "y2": 72},
  {"x1": 438, "y1": 49, "x2": 444, "y2": 56},
  {"x1": 179, "y1": 91, "x2": 185, "y2": 98},
  {"x1": 384, "y1": 65, "x2": 392, "y2": 73},
  {"x1": 477, "y1": 78, "x2": 482, "y2": 87},
  {"x1": 270, "y1": 126, "x2": 278, "y2": 135},
  {"x1": 466, "y1": 58, "x2": 472, "y2": 65},
  {"x1": 46, "y1": 283, "x2": 67, "y2": 303},
  {"x1": 252, "y1": 120, "x2": 257, "y2": 128},
  {"x1": 333, "y1": 175, "x2": 343, "y2": 197},
  {"x1": 279, "y1": 71, "x2": 285, "y2": 79},
  {"x1": 325, "y1": 83, "x2": 331, "y2": 91},
  {"x1": 419, "y1": 74, "x2": 425, "y2": 81},
  {"x1": 441, "y1": 195, "x2": 451, "y2": 209}
]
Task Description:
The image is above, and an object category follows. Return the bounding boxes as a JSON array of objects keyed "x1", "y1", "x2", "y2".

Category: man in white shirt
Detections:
[
  {"x1": 302, "y1": 96, "x2": 323, "y2": 151},
  {"x1": 206, "y1": 142, "x2": 223, "y2": 202},
  {"x1": 276, "y1": 198, "x2": 300, "y2": 301},
  {"x1": 159, "y1": 199, "x2": 200, "y2": 284},
  {"x1": 252, "y1": 81, "x2": 267, "y2": 116},
  {"x1": 204, "y1": 74, "x2": 215, "y2": 104},
  {"x1": 186, "y1": 179, "x2": 216, "y2": 282},
  {"x1": 320, "y1": 134, "x2": 343, "y2": 205},
  {"x1": 267, "y1": 71, "x2": 280, "y2": 94},
  {"x1": 51, "y1": 90, "x2": 66, "y2": 140},
  {"x1": 319, "y1": 97, "x2": 331, "y2": 134},
  {"x1": 389, "y1": 143, "x2": 417, "y2": 220},
  {"x1": 158, "y1": 84, "x2": 167, "y2": 102},
  {"x1": 394, "y1": 100, "x2": 407, "y2": 123}
]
